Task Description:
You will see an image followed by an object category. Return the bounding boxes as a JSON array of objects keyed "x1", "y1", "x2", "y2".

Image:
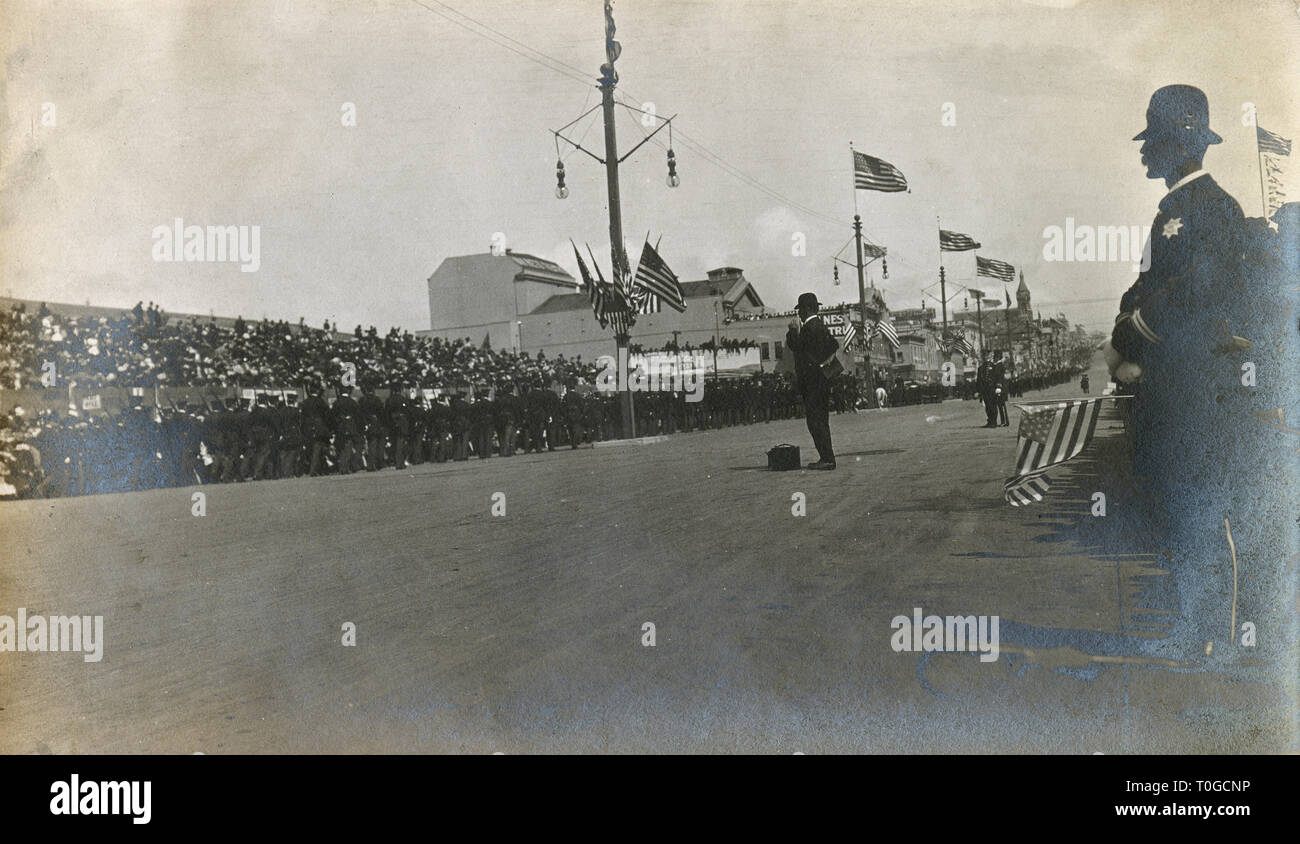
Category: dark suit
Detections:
[{"x1": 785, "y1": 314, "x2": 839, "y2": 464}]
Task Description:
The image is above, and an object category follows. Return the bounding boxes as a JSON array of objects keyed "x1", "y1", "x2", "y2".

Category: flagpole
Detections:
[{"x1": 850, "y1": 142, "x2": 859, "y2": 216}]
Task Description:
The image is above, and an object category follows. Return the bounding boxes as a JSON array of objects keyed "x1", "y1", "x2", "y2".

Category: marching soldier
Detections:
[
  {"x1": 359, "y1": 383, "x2": 387, "y2": 471},
  {"x1": 331, "y1": 385, "x2": 363, "y2": 474},
  {"x1": 386, "y1": 382, "x2": 413, "y2": 469},
  {"x1": 300, "y1": 384, "x2": 333, "y2": 477}
]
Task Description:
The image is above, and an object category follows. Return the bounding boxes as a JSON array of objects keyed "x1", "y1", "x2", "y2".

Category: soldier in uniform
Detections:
[
  {"x1": 386, "y1": 382, "x2": 413, "y2": 468},
  {"x1": 427, "y1": 396, "x2": 450, "y2": 462},
  {"x1": 562, "y1": 385, "x2": 586, "y2": 448},
  {"x1": 247, "y1": 392, "x2": 278, "y2": 480},
  {"x1": 449, "y1": 394, "x2": 472, "y2": 460},
  {"x1": 299, "y1": 384, "x2": 333, "y2": 476},
  {"x1": 407, "y1": 389, "x2": 428, "y2": 466},
  {"x1": 785, "y1": 292, "x2": 839, "y2": 469},
  {"x1": 495, "y1": 389, "x2": 520, "y2": 457},
  {"x1": 991, "y1": 352, "x2": 1009, "y2": 427},
  {"x1": 331, "y1": 385, "x2": 363, "y2": 474},
  {"x1": 275, "y1": 393, "x2": 303, "y2": 479},
  {"x1": 359, "y1": 383, "x2": 387, "y2": 471}
]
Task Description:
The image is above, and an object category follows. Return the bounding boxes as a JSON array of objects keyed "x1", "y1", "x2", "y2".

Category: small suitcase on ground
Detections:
[{"x1": 767, "y1": 443, "x2": 800, "y2": 471}]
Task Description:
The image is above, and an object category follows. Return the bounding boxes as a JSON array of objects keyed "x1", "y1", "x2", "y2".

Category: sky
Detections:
[{"x1": 2, "y1": 0, "x2": 1297, "y2": 335}]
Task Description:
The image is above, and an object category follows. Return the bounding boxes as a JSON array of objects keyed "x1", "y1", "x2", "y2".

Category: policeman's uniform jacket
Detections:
[{"x1": 1110, "y1": 171, "x2": 1246, "y2": 481}]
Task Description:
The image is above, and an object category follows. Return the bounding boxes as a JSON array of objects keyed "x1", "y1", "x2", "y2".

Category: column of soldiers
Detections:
[{"x1": 5, "y1": 372, "x2": 818, "y2": 497}]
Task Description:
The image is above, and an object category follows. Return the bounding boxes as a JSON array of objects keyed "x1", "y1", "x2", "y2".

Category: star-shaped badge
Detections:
[{"x1": 1161, "y1": 217, "x2": 1184, "y2": 238}]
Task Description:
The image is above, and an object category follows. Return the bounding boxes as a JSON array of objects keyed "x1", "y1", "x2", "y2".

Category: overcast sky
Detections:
[{"x1": 3, "y1": 0, "x2": 1297, "y2": 334}]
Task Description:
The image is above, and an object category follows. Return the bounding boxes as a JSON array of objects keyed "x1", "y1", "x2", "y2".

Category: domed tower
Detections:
[{"x1": 1015, "y1": 270, "x2": 1031, "y2": 314}]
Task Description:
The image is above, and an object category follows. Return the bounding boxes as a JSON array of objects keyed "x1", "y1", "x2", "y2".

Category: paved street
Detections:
[{"x1": 2, "y1": 356, "x2": 1294, "y2": 753}]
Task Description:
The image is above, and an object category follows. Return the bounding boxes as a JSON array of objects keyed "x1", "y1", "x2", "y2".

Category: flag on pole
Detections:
[
  {"x1": 630, "y1": 285, "x2": 661, "y2": 314},
  {"x1": 940, "y1": 230, "x2": 981, "y2": 252},
  {"x1": 976, "y1": 255, "x2": 1016, "y2": 283},
  {"x1": 573, "y1": 241, "x2": 609, "y2": 329},
  {"x1": 853, "y1": 151, "x2": 909, "y2": 192},
  {"x1": 871, "y1": 318, "x2": 900, "y2": 348},
  {"x1": 842, "y1": 320, "x2": 858, "y2": 350},
  {"x1": 1004, "y1": 398, "x2": 1104, "y2": 506},
  {"x1": 1005, "y1": 287, "x2": 1012, "y2": 308},
  {"x1": 632, "y1": 238, "x2": 686, "y2": 312},
  {"x1": 861, "y1": 242, "x2": 887, "y2": 259},
  {"x1": 1257, "y1": 125, "x2": 1292, "y2": 157}
]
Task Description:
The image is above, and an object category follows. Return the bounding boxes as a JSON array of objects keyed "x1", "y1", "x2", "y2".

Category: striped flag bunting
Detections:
[
  {"x1": 632, "y1": 238, "x2": 686, "y2": 312},
  {"x1": 853, "y1": 150, "x2": 909, "y2": 192},
  {"x1": 1257, "y1": 125, "x2": 1292, "y2": 157},
  {"x1": 871, "y1": 318, "x2": 900, "y2": 348},
  {"x1": 1004, "y1": 398, "x2": 1104, "y2": 506},
  {"x1": 940, "y1": 230, "x2": 981, "y2": 252},
  {"x1": 976, "y1": 255, "x2": 1016, "y2": 283}
]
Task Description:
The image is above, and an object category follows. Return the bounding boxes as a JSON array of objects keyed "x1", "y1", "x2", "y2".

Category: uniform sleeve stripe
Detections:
[{"x1": 1131, "y1": 308, "x2": 1163, "y2": 344}]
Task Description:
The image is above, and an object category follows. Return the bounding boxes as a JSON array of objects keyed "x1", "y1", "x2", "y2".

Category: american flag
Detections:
[
  {"x1": 940, "y1": 230, "x2": 981, "y2": 252},
  {"x1": 853, "y1": 150, "x2": 909, "y2": 192},
  {"x1": 976, "y1": 255, "x2": 1015, "y2": 283},
  {"x1": 630, "y1": 285, "x2": 661, "y2": 314},
  {"x1": 632, "y1": 238, "x2": 686, "y2": 312},
  {"x1": 871, "y1": 318, "x2": 900, "y2": 348},
  {"x1": 842, "y1": 320, "x2": 858, "y2": 350},
  {"x1": 942, "y1": 331, "x2": 974, "y2": 357},
  {"x1": 1257, "y1": 125, "x2": 1292, "y2": 157},
  {"x1": 1004, "y1": 398, "x2": 1103, "y2": 506},
  {"x1": 573, "y1": 241, "x2": 609, "y2": 330},
  {"x1": 576, "y1": 240, "x2": 635, "y2": 334},
  {"x1": 861, "y1": 242, "x2": 887, "y2": 259}
]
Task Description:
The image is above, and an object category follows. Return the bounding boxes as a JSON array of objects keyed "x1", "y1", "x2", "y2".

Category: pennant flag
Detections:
[
  {"x1": 853, "y1": 150, "x2": 909, "y2": 192},
  {"x1": 976, "y1": 255, "x2": 1016, "y2": 283},
  {"x1": 1004, "y1": 398, "x2": 1104, "y2": 506},
  {"x1": 871, "y1": 318, "x2": 900, "y2": 348},
  {"x1": 1257, "y1": 125, "x2": 1293, "y2": 157},
  {"x1": 1005, "y1": 287, "x2": 1012, "y2": 308},
  {"x1": 940, "y1": 230, "x2": 981, "y2": 252},
  {"x1": 632, "y1": 238, "x2": 686, "y2": 312}
]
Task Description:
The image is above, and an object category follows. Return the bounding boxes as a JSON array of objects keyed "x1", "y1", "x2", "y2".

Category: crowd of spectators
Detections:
[{"x1": 0, "y1": 301, "x2": 600, "y2": 394}]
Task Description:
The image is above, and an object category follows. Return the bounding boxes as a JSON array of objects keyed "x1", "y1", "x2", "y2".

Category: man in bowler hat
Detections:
[{"x1": 785, "y1": 292, "x2": 839, "y2": 469}]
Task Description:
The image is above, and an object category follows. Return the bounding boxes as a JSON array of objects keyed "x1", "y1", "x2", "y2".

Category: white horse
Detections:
[{"x1": 875, "y1": 386, "x2": 888, "y2": 410}]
